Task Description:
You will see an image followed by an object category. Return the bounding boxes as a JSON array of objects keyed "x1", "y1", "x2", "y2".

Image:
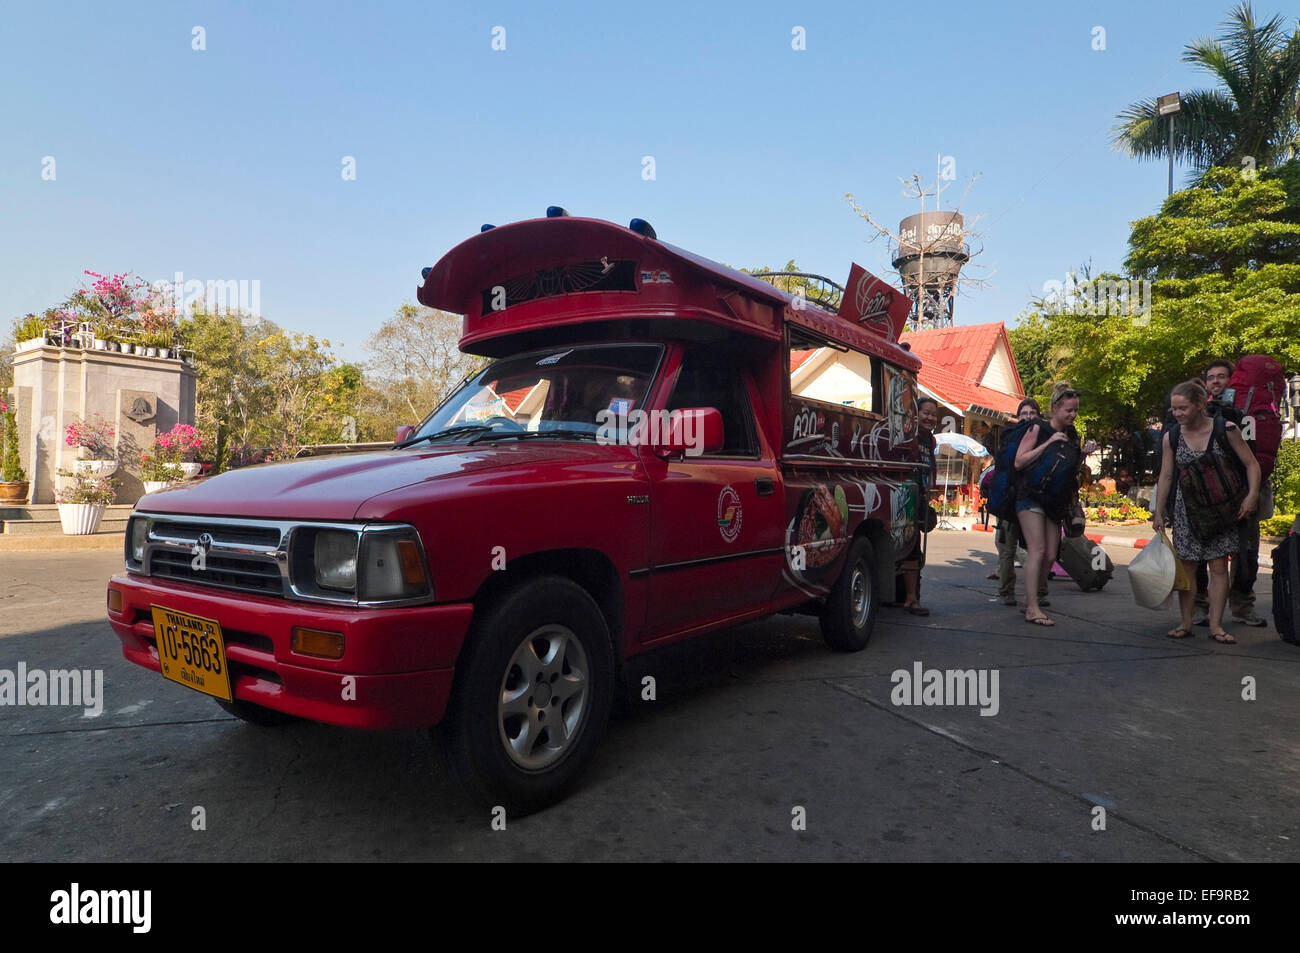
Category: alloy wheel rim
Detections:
[{"x1": 497, "y1": 625, "x2": 590, "y2": 771}]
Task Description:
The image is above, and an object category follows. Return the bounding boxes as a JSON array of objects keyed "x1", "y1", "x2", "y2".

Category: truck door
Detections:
[{"x1": 641, "y1": 348, "x2": 784, "y2": 640}]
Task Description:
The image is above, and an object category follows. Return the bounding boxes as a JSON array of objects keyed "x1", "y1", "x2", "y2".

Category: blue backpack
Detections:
[
  {"x1": 985, "y1": 419, "x2": 1036, "y2": 520},
  {"x1": 1020, "y1": 428, "x2": 1081, "y2": 504}
]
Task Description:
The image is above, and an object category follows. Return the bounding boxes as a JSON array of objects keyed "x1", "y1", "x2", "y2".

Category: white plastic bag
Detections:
[{"x1": 1129, "y1": 530, "x2": 1177, "y2": 610}]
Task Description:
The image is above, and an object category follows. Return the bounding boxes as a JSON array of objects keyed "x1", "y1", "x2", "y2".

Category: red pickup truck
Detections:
[{"x1": 107, "y1": 213, "x2": 924, "y2": 813}]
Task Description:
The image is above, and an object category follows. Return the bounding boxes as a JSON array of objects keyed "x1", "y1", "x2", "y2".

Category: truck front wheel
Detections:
[
  {"x1": 819, "y1": 537, "x2": 878, "y2": 652},
  {"x1": 436, "y1": 576, "x2": 615, "y2": 816}
]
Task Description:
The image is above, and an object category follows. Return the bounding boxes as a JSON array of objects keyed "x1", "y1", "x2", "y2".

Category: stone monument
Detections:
[{"x1": 7, "y1": 344, "x2": 197, "y2": 504}]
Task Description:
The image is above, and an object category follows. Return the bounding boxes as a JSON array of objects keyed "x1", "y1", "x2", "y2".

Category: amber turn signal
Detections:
[
  {"x1": 397, "y1": 538, "x2": 426, "y2": 586},
  {"x1": 107, "y1": 588, "x2": 123, "y2": 613},
  {"x1": 291, "y1": 627, "x2": 345, "y2": 659}
]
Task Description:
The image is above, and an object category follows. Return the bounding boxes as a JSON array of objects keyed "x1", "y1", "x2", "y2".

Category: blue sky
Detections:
[{"x1": 0, "y1": 0, "x2": 1260, "y2": 360}]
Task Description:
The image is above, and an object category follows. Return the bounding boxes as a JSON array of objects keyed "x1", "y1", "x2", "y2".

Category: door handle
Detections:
[{"x1": 756, "y1": 477, "x2": 775, "y2": 496}]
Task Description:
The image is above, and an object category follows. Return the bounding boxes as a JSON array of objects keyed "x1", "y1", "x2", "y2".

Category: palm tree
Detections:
[{"x1": 1112, "y1": 3, "x2": 1300, "y2": 176}]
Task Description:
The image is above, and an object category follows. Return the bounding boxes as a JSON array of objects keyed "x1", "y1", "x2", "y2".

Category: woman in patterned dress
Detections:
[{"x1": 1153, "y1": 380, "x2": 1259, "y2": 644}]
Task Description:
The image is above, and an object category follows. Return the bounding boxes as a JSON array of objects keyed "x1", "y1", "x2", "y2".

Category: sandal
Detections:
[
  {"x1": 1025, "y1": 613, "x2": 1055, "y2": 626},
  {"x1": 1209, "y1": 631, "x2": 1237, "y2": 644},
  {"x1": 904, "y1": 601, "x2": 930, "y2": 616},
  {"x1": 1165, "y1": 627, "x2": 1194, "y2": 639}
]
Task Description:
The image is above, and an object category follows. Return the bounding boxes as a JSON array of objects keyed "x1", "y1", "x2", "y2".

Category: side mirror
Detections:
[
  {"x1": 653, "y1": 408, "x2": 724, "y2": 458},
  {"x1": 394, "y1": 424, "x2": 417, "y2": 444}
]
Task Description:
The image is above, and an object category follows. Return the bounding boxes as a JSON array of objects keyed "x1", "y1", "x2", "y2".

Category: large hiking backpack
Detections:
[
  {"x1": 1227, "y1": 354, "x2": 1285, "y2": 480},
  {"x1": 985, "y1": 419, "x2": 1036, "y2": 520},
  {"x1": 1167, "y1": 414, "x2": 1248, "y2": 540},
  {"x1": 1020, "y1": 431, "x2": 1081, "y2": 503}
]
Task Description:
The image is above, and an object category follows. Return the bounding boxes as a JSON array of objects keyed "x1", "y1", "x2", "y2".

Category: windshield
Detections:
[{"x1": 409, "y1": 344, "x2": 663, "y2": 444}]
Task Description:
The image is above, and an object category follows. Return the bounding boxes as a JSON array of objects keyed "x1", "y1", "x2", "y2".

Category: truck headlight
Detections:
[
  {"x1": 129, "y1": 517, "x2": 148, "y2": 564},
  {"x1": 314, "y1": 529, "x2": 359, "y2": 591},
  {"x1": 359, "y1": 528, "x2": 431, "y2": 602}
]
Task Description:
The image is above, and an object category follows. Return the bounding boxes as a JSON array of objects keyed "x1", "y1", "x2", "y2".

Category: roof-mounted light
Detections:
[
  {"x1": 421, "y1": 267, "x2": 432, "y2": 279},
  {"x1": 546, "y1": 206, "x2": 570, "y2": 218},
  {"x1": 628, "y1": 218, "x2": 657, "y2": 239},
  {"x1": 481, "y1": 224, "x2": 495, "y2": 232}
]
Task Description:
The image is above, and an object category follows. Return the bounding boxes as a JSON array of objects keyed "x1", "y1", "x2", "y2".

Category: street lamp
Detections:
[{"x1": 1157, "y1": 92, "x2": 1182, "y2": 197}]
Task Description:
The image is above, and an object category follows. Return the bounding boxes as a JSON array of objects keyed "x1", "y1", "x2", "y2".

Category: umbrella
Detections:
[{"x1": 933, "y1": 432, "x2": 990, "y2": 456}]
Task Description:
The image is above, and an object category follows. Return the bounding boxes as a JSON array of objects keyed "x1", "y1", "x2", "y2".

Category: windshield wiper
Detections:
[
  {"x1": 394, "y1": 424, "x2": 493, "y2": 448},
  {"x1": 467, "y1": 428, "x2": 598, "y2": 445}
]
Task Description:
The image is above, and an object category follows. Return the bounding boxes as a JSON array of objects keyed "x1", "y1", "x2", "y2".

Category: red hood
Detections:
[{"x1": 133, "y1": 445, "x2": 587, "y2": 521}]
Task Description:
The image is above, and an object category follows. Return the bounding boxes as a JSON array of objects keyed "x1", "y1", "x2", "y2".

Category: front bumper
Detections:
[{"x1": 106, "y1": 573, "x2": 474, "y2": 729}]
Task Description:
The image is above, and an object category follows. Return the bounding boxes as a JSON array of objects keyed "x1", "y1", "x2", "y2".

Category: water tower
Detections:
[{"x1": 891, "y1": 211, "x2": 969, "y2": 330}]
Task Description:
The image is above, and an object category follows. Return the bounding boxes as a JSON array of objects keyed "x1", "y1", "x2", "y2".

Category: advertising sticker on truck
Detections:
[{"x1": 717, "y1": 485, "x2": 743, "y2": 543}]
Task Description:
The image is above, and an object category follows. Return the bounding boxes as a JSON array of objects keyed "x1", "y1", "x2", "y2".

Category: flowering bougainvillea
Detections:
[
  {"x1": 64, "y1": 414, "x2": 116, "y2": 457},
  {"x1": 155, "y1": 424, "x2": 203, "y2": 461}
]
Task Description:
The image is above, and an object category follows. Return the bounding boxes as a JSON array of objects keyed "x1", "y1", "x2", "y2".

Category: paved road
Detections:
[{"x1": 1, "y1": 534, "x2": 1296, "y2": 862}]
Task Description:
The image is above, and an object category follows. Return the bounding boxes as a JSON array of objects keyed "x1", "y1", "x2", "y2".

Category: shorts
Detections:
[{"x1": 1016, "y1": 498, "x2": 1045, "y2": 516}]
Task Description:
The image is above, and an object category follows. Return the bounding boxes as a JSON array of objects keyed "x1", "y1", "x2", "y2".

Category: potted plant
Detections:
[
  {"x1": 154, "y1": 424, "x2": 204, "y2": 478},
  {"x1": 64, "y1": 414, "x2": 117, "y2": 477},
  {"x1": 139, "y1": 448, "x2": 184, "y2": 492},
  {"x1": 12, "y1": 314, "x2": 47, "y2": 352},
  {"x1": 54, "y1": 470, "x2": 116, "y2": 534},
  {"x1": 0, "y1": 402, "x2": 29, "y2": 504}
]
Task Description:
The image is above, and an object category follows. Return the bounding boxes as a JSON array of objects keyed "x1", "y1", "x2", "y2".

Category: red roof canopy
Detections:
[{"x1": 901, "y1": 322, "x2": 1024, "y2": 396}]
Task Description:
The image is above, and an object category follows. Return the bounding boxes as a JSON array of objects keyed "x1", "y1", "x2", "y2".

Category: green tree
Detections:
[
  {"x1": 1112, "y1": 3, "x2": 1300, "y2": 175},
  {"x1": 1027, "y1": 161, "x2": 1300, "y2": 438},
  {"x1": 742, "y1": 261, "x2": 844, "y2": 312},
  {"x1": 1006, "y1": 310, "x2": 1072, "y2": 410}
]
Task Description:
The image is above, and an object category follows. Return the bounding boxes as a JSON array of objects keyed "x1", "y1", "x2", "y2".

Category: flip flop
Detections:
[
  {"x1": 906, "y1": 603, "x2": 930, "y2": 616},
  {"x1": 1209, "y1": 631, "x2": 1237, "y2": 644},
  {"x1": 1165, "y1": 628, "x2": 1194, "y2": 639},
  {"x1": 1025, "y1": 614, "x2": 1055, "y2": 626}
]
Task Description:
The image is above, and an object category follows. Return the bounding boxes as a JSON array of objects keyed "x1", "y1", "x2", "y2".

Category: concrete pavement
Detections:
[{"x1": 0, "y1": 536, "x2": 1295, "y2": 862}]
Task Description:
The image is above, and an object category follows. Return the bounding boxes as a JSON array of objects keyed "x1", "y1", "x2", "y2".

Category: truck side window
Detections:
[{"x1": 666, "y1": 350, "x2": 757, "y2": 456}]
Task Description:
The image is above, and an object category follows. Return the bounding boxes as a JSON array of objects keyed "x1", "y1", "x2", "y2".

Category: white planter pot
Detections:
[
  {"x1": 146, "y1": 347, "x2": 158, "y2": 357},
  {"x1": 94, "y1": 339, "x2": 107, "y2": 350},
  {"x1": 142, "y1": 480, "x2": 173, "y2": 494},
  {"x1": 179, "y1": 462, "x2": 203, "y2": 478},
  {"x1": 158, "y1": 348, "x2": 171, "y2": 359},
  {"x1": 58, "y1": 502, "x2": 105, "y2": 535},
  {"x1": 73, "y1": 459, "x2": 118, "y2": 478}
]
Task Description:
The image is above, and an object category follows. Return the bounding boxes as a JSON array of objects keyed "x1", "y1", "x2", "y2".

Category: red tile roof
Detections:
[
  {"x1": 790, "y1": 349, "x2": 817, "y2": 371},
  {"x1": 901, "y1": 322, "x2": 1023, "y2": 394},
  {"x1": 918, "y1": 364, "x2": 1023, "y2": 416},
  {"x1": 498, "y1": 386, "x2": 535, "y2": 414}
]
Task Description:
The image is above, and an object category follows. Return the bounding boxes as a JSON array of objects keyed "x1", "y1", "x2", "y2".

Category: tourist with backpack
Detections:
[
  {"x1": 1153, "y1": 379, "x2": 1261, "y2": 644},
  {"x1": 1013, "y1": 384, "x2": 1087, "y2": 626},
  {"x1": 987, "y1": 400, "x2": 1050, "y2": 607},
  {"x1": 1180, "y1": 357, "x2": 1282, "y2": 628}
]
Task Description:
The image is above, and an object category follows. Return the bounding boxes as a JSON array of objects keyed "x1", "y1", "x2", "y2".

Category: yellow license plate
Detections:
[{"x1": 151, "y1": 606, "x2": 233, "y2": 702}]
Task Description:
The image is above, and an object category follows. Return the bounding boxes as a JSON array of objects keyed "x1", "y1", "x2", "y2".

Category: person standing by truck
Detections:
[{"x1": 900, "y1": 397, "x2": 939, "y2": 615}]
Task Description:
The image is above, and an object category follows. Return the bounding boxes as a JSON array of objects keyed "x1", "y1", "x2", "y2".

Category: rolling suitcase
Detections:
[
  {"x1": 1058, "y1": 535, "x2": 1113, "y2": 591},
  {"x1": 1273, "y1": 532, "x2": 1299, "y2": 646}
]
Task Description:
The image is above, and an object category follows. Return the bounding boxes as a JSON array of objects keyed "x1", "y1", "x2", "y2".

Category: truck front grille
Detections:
[
  {"x1": 150, "y1": 549, "x2": 285, "y2": 597},
  {"x1": 138, "y1": 515, "x2": 291, "y2": 600}
]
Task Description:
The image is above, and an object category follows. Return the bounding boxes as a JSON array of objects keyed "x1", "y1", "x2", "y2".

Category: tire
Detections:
[
  {"x1": 819, "y1": 536, "x2": 878, "y2": 652},
  {"x1": 216, "y1": 698, "x2": 297, "y2": 726},
  {"x1": 436, "y1": 576, "x2": 615, "y2": 816}
]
